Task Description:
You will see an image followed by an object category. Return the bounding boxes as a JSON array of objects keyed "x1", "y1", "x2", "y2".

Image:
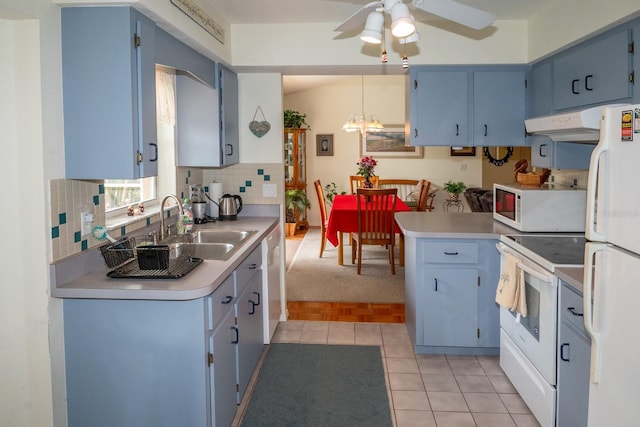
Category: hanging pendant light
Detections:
[{"x1": 342, "y1": 76, "x2": 384, "y2": 135}]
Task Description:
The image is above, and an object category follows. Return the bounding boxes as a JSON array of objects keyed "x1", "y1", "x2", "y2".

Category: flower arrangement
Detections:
[{"x1": 356, "y1": 156, "x2": 378, "y2": 178}]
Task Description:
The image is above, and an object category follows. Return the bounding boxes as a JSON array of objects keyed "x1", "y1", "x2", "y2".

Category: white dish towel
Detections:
[{"x1": 495, "y1": 253, "x2": 527, "y2": 317}]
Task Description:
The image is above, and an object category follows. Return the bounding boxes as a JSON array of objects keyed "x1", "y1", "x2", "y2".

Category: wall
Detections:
[
  {"x1": 528, "y1": 0, "x2": 640, "y2": 61},
  {"x1": 284, "y1": 75, "x2": 483, "y2": 226}
]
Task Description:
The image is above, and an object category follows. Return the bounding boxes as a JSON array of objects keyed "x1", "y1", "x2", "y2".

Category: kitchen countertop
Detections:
[
  {"x1": 50, "y1": 217, "x2": 278, "y2": 301},
  {"x1": 556, "y1": 266, "x2": 585, "y2": 294},
  {"x1": 395, "y1": 212, "x2": 517, "y2": 239}
]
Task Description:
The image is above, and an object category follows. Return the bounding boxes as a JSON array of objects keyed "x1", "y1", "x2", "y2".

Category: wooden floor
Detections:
[
  {"x1": 285, "y1": 227, "x2": 405, "y2": 324},
  {"x1": 287, "y1": 301, "x2": 405, "y2": 323}
]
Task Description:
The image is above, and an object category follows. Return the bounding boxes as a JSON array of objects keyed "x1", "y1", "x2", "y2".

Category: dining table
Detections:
[{"x1": 326, "y1": 194, "x2": 411, "y2": 266}]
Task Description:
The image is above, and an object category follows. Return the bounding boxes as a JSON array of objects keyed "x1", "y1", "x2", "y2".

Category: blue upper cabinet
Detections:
[
  {"x1": 553, "y1": 29, "x2": 633, "y2": 110},
  {"x1": 409, "y1": 67, "x2": 527, "y2": 147},
  {"x1": 473, "y1": 71, "x2": 526, "y2": 147},
  {"x1": 410, "y1": 70, "x2": 469, "y2": 146},
  {"x1": 62, "y1": 7, "x2": 157, "y2": 179},
  {"x1": 218, "y1": 64, "x2": 240, "y2": 166}
]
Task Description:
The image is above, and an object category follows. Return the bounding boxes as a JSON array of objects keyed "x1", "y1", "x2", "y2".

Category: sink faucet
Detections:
[{"x1": 160, "y1": 194, "x2": 184, "y2": 240}]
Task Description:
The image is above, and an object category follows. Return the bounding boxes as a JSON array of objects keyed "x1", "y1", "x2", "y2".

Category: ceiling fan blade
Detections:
[
  {"x1": 334, "y1": 1, "x2": 383, "y2": 32},
  {"x1": 412, "y1": 0, "x2": 496, "y2": 30}
]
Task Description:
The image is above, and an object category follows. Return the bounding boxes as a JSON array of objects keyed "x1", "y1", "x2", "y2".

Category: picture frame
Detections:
[
  {"x1": 316, "y1": 134, "x2": 334, "y2": 156},
  {"x1": 360, "y1": 125, "x2": 423, "y2": 158},
  {"x1": 450, "y1": 146, "x2": 477, "y2": 156}
]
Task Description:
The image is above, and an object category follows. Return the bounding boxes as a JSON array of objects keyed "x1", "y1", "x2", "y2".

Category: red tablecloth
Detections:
[{"x1": 326, "y1": 194, "x2": 411, "y2": 247}]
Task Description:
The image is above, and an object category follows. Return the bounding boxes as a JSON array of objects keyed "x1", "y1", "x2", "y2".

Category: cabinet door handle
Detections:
[
  {"x1": 444, "y1": 251, "x2": 459, "y2": 256},
  {"x1": 484, "y1": 124, "x2": 488, "y2": 137},
  {"x1": 571, "y1": 79, "x2": 580, "y2": 94},
  {"x1": 231, "y1": 326, "x2": 239, "y2": 344},
  {"x1": 567, "y1": 306, "x2": 584, "y2": 316},
  {"x1": 414, "y1": 79, "x2": 418, "y2": 90},
  {"x1": 248, "y1": 263, "x2": 258, "y2": 270},
  {"x1": 221, "y1": 295, "x2": 233, "y2": 305},
  {"x1": 414, "y1": 128, "x2": 418, "y2": 138},
  {"x1": 585, "y1": 74, "x2": 593, "y2": 91},
  {"x1": 539, "y1": 143, "x2": 548, "y2": 157},
  {"x1": 455, "y1": 124, "x2": 459, "y2": 136},
  {"x1": 249, "y1": 300, "x2": 256, "y2": 315},
  {"x1": 560, "y1": 343, "x2": 570, "y2": 362},
  {"x1": 253, "y1": 291, "x2": 261, "y2": 306},
  {"x1": 434, "y1": 278, "x2": 438, "y2": 292},
  {"x1": 149, "y1": 142, "x2": 158, "y2": 162}
]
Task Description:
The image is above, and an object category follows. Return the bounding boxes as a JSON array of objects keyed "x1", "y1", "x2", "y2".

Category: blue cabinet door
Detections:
[
  {"x1": 210, "y1": 310, "x2": 239, "y2": 427},
  {"x1": 554, "y1": 30, "x2": 632, "y2": 110},
  {"x1": 218, "y1": 64, "x2": 240, "y2": 166},
  {"x1": 423, "y1": 268, "x2": 479, "y2": 347},
  {"x1": 235, "y1": 272, "x2": 264, "y2": 402},
  {"x1": 410, "y1": 70, "x2": 469, "y2": 146},
  {"x1": 473, "y1": 71, "x2": 526, "y2": 147},
  {"x1": 62, "y1": 7, "x2": 157, "y2": 179},
  {"x1": 530, "y1": 61, "x2": 553, "y2": 118},
  {"x1": 557, "y1": 320, "x2": 591, "y2": 427}
]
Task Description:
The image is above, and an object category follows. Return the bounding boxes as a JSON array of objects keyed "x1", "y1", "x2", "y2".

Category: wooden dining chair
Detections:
[
  {"x1": 349, "y1": 175, "x2": 379, "y2": 194},
  {"x1": 377, "y1": 179, "x2": 420, "y2": 203},
  {"x1": 416, "y1": 179, "x2": 433, "y2": 212},
  {"x1": 351, "y1": 188, "x2": 398, "y2": 275},
  {"x1": 313, "y1": 179, "x2": 329, "y2": 257}
]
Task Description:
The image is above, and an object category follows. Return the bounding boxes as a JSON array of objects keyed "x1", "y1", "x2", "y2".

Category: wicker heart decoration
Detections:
[{"x1": 249, "y1": 120, "x2": 270, "y2": 138}]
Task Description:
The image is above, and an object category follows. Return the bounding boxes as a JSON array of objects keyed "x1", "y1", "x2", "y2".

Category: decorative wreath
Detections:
[{"x1": 483, "y1": 146, "x2": 514, "y2": 166}]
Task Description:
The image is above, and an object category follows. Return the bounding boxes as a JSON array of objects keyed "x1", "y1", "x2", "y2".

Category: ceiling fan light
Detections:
[
  {"x1": 399, "y1": 31, "x2": 420, "y2": 44},
  {"x1": 391, "y1": 3, "x2": 415, "y2": 37},
  {"x1": 360, "y1": 11, "x2": 384, "y2": 44}
]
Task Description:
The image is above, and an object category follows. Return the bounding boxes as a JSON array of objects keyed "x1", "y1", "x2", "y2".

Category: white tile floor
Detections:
[{"x1": 234, "y1": 320, "x2": 541, "y2": 427}]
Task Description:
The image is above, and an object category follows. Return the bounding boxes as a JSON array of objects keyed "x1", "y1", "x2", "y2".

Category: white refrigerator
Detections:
[{"x1": 584, "y1": 104, "x2": 640, "y2": 426}]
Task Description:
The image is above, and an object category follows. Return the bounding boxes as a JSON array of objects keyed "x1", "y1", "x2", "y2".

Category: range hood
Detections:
[{"x1": 525, "y1": 106, "x2": 605, "y2": 143}]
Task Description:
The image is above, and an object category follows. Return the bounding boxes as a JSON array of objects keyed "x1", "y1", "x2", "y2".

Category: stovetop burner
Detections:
[{"x1": 504, "y1": 235, "x2": 586, "y2": 267}]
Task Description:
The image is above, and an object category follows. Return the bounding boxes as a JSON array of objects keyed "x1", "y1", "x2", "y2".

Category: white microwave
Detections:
[{"x1": 493, "y1": 183, "x2": 586, "y2": 232}]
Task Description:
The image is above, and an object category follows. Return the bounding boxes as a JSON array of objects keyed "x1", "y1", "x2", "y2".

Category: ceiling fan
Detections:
[{"x1": 335, "y1": 0, "x2": 496, "y2": 41}]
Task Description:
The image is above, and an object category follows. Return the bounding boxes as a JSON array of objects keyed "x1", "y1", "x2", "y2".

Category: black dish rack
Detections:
[{"x1": 99, "y1": 237, "x2": 203, "y2": 279}]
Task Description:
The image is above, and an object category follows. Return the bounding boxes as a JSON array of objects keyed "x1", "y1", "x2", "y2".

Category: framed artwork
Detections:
[
  {"x1": 450, "y1": 146, "x2": 477, "y2": 156},
  {"x1": 360, "y1": 125, "x2": 423, "y2": 158},
  {"x1": 316, "y1": 134, "x2": 334, "y2": 156}
]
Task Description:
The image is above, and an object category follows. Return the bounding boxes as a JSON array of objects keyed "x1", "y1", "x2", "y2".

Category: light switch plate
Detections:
[{"x1": 263, "y1": 183, "x2": 277, "y2": 198}]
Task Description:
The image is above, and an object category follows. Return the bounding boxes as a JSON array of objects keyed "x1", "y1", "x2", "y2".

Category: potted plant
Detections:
[
  {"x1": 323, "y1": 182, "x2": 346, "y2": 206},
  {"x1": 443, "y1": 180, "x2": 467, "y2": 201},
  {"x1": 285, "y1": 189, "x2": 311, "y2": 236},
  {"x1": 284, "y1": 109, "x2": 310, "y2": 129}
]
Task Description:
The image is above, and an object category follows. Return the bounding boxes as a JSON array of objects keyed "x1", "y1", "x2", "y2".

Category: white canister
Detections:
[{"x1": 207, "y1": 182, "x2": 223, "y2": 219}]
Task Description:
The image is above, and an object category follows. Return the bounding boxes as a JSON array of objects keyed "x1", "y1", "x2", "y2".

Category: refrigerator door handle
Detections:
[
  {"x1": 585, "y1": 109, "x2": 612, "y2": 242},
  {"x1": 583, "y1": 242, "x2": 606, "y2": 384}
]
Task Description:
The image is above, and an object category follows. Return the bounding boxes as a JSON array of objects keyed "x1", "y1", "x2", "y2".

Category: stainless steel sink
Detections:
[
  {"x1": 159, "y1": 229, "x2": 256, "y2": 260},
  {"x1": 167, "y1": 242, "x2": 237, "y2": 260},
  {"x1": 192, "y1": 229, "x2": 257, "y2": 244}
]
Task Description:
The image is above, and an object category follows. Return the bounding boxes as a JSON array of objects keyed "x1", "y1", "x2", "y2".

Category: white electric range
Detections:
[{"x1": 496, "y1": 233, "x2": 585, "y2": 427}]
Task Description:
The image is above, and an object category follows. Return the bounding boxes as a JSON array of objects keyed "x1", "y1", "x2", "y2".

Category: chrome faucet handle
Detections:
[
  {"x1": 167, "y1": 223, "x2": 175, "y2": 236},
  {"x1": 148, "y1": 230, "x2": 159, "y2": 245}
]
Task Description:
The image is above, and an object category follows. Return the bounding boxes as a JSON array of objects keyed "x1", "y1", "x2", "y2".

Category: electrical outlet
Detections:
[
  {"x1": 80, "y1": 212, "x2": 94, "y2": 236},
  {"x1": 460, "y1": 163, "x2": 468, "y2": 171},
  {"x1": 263, "y1": 184, "x2": 277, "y2": 198}
]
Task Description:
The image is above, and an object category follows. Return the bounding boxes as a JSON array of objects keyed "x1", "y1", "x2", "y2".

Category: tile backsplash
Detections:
[
  {"x1": 49, "y1": 163, "x2": 284, "y2": 263},
  {"x1": 549, "y1": 169, "x2": 589, "y2": 189}
]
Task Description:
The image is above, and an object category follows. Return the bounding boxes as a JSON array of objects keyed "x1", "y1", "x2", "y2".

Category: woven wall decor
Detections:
[{"x1": 249, "y1": 106, "x2": 271, "y2": 138}]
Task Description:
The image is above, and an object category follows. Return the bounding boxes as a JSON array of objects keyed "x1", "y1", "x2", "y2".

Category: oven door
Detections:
[{"x1": 497, "y1": 243, "x2": 558, "y2": 385}]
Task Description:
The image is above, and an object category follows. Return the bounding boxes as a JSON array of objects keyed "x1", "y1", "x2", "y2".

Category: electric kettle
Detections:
[{"x1": 219, "y1": 194, "x2": 243, "y2": 221}]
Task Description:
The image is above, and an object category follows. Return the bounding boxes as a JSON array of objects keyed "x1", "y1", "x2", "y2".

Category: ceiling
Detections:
[
  {"x1": 203, "y1": 0, "x2": 552, "y2": 25},
  {"x1": 203, "y1": 0, "x2": 555, "y2": 94}
]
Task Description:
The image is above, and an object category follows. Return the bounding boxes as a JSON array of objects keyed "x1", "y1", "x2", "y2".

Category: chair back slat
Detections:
[
  {"x1": 356, "y1": 188, "x2": 397, "y2": 243},
  {"x1": 349, "y1": 175, "x2": 380, "y2": 194}
]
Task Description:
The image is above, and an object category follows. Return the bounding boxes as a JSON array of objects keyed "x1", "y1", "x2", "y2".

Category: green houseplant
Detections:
[
  {"x1": 285, "y1": 189, "x2": 311, "y2": 236},
  {"x1": 443, "y1": 180, "x2": 467, "y2": 201},
  {"x1": 283, "y1": 109, "x2": 309, "y2": 129}
]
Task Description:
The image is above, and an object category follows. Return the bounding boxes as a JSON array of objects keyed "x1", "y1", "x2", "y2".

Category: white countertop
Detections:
[
  {"x1": 556, "y1": 266, "x2": 585, "y2": 294},
  {"x1": 51, "y1": 217, "x2": 278, "y2": 301},
  {"x1": 395, "y1": 212, "x2": 517, "y2": 239}
]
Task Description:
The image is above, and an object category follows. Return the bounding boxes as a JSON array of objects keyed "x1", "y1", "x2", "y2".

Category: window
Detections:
[{"x1": 104, "y1": 177, "x2": 157, "y2": 212}]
